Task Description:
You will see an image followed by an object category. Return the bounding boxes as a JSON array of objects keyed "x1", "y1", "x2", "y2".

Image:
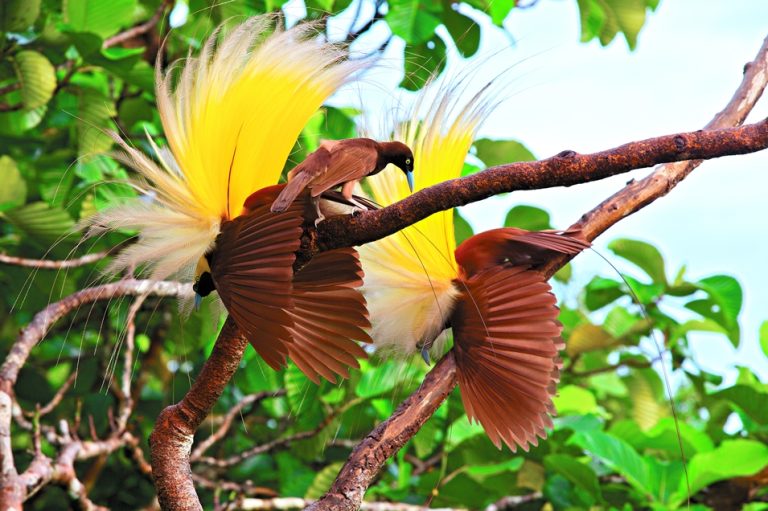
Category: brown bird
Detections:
[
  {"x1": 270, "y1": 138, "x2": 415, "y2": 218},
  {"x1": 194, "y1": 184, "x2": 372, "y2": 382},
  {"x1": 362, "y1": 225, "x2": 590, "y2": 450}
]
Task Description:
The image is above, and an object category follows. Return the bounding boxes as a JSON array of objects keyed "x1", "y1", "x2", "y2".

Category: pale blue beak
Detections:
[
  {"x1": 420, "y1": 345, "x2": 431, "y2": 365},
  {"x1": 406, "y1": 171, "x2": 414, "y2": 193},
  {"x1": 194, "y1": 293, "x2": 202, "y2": 311}
]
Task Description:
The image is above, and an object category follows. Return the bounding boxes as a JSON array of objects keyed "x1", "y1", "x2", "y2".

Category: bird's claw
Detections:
[{"x1": 420, "y1": 346, "x2": 431, "y2": 365}]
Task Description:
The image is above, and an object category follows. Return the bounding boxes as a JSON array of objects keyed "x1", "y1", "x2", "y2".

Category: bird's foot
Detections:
[
  {"x1": 314, "y1": 212, "x2": 326, "y2": 227},
  {"x1": 420, "y1": 345, "x2": 431, "y2": 365}
]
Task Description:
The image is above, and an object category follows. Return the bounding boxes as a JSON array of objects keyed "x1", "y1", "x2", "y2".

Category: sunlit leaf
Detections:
[
  {"x1": 553, "y1": 385, "x2": 598, "y2": 415},
  {"x1": 387, "y1": 0, "x2": 442, "y2": 45},
  {"x1": 0, "y1": 156, "x2": 26, "y2": 212},
  {"x1": 567, "y1": 323, "x2": 614, "y2": 356},
  {"x1": 474, "y1": 138, "x2": 535, "y2": 167},
  {"x1": 13, "y1": 51, "x2": 57, "y2": 110},
  {"x1": 608, "y1": 238, "x2": 666, "y2": 285},
  {"x1": 64, "y1": 0, "x2": 138, "y2": 38}
]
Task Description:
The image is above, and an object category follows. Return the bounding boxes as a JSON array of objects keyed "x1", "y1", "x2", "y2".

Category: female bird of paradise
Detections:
[
  {"x1": 360, "y1": 82, "x2": 589, "y2": 450},
  {"x1": 83, "y1": 17, "x2": 370, "y2": 382}
]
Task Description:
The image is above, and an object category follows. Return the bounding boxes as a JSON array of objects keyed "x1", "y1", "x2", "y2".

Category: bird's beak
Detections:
[
  {"x1": 194, "y1": 293, "x2": 202, "y2": 311},
  {"x1": 406, "y1": 170, "x2": 414, "y2": 193},
  {"x1": 420, "y1": 345, "x2": 431, "y2": 365}
]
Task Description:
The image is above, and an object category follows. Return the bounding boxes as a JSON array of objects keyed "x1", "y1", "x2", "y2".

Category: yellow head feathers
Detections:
[
  {"x1": 360, "y1": 81, "x2": 497, "y2": 354},
  {"x1": 84, "y1": 17, "x2": 360, "y2": 282}
]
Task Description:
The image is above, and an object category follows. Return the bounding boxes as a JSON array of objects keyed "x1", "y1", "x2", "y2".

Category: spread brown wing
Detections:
[
  {"x1": 452, "y1": 264, "x2": 563, "y2": 451},
  {"x1": 212, "y1": 201, "x2": 304, "y2": 370},
  {"x1": 271, "y1": 147, "x2": 331, "y2": 212},
  {"x1": 307, "y1": 140, "x2": 379, "y2": 196},
  {"x1": 500, "y1": 228, "x2": 590, "y2": 267},
  {"x1": 287, "y1": 248, "x2": 372, "y2": 383}
]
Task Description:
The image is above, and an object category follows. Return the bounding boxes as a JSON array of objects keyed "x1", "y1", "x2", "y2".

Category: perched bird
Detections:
[
  {"x1": 270, "y1": 138, "x2": 415, "y2": 218},
  {"x1": 360, "y1": 83, "x2": 590, "y2": 450},
  {"x1": 82, "y1": 17, "x2": 369, "y2": 382}
]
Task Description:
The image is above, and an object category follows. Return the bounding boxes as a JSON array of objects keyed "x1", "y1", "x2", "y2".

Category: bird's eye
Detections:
[{"x1": 405, "y1": 158, "x2": 411, "y2": 165}]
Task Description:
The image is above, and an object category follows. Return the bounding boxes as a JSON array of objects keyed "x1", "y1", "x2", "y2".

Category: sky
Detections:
[{"x1": 312, "y1": 0, "x2": 768, "y2": 384}]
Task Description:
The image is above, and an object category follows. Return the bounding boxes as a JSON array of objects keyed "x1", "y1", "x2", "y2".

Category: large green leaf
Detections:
[
  {"x1": 566, "y1": 323, "x2": 614, "y2": 356},
  {"x1": 608, "y1": 238, "x2": 666, "y2": 285},
  {"x1": 583, "y1": 276, "x2": 623, "y2": 311},
  {"x1": 670, "y1": 440, "x2": 768, "y2": 507},
  {"x1": 442, "y1": 1, "x2": 480, "y2": 58},
  {"x1": 504, "y1": 204, "x2": 552, "y2": 230},
  {"x1": 553, "y1": 385, "x2": 598, "y2": 415},
  {"x1": 576, "y1": 0, "x2": 654, "y2": 50},
  {"x1": 64, "y1": 0, "x2": 138, "y2": 38},
  {"x1": 626, "y1": 371, "x2": 666, "y2": 431},
  {"x1": 696, "y1": 275, "x2": 742, "y2": 329},
  {"x1": 544, "y1": 454, "x2": 602, "y2": 503},
  {"x1": 387, "y1": 0, "x2": 442, "y2": 45},
  {"x1": 401, "y1": 37, "x2": 447, "y2": 91},
  {"x1": 713, "y1": 385, "x2": 768, "y2": 425},
  {"x1": 0, "y1": 0, "x2": 41, "y2": 31},
  {"x1": 2, "y1": 201, "x2": 76, "y2": 246},
  {"x1": 13, "y1": 51, "x2": 57, "y2": 110},
  {"x1": 77, "y1": 87, "x2": 116, "y2": 157},
  {"x1": 474, "y1": 138, "x2": 535, "y2": 167},
  {"x1": 569, "y1": 430, "x2": 653, "y2": 497},
  {"x1": 0, "y1": 156, "x2": 26, "y2": 212}
]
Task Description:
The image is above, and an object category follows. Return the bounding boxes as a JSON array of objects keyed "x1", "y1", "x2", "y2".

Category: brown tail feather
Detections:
[
  {"x1": 452, "y1": 264, "x2": 563, "y2": 451},
  {"x1": 286, "y1": 247, "x2": 371, "y2": 384},
  {"x1": 271, "y1": 148, "x2": 331, "y2": 212},
  {"x1": 212, "y1": 195, "x2": 304, "y2": 369}
]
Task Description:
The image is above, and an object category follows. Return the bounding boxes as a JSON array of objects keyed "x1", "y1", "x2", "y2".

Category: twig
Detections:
[
  {"x1": 103, "y1": 1, "x2": 169, "y2": 49},
  {"x1": 307, "y1": 34, "x2": 768, "y2": 511},
  {"x1": 189, "y1": 390, "x2": 285, "y2": 461},
  {"x1": 23, "y1": 372, "x2": 77, "y2": 418},
  {"x1": 0, "y1": 250, "x2": 110, "y2": 269}
]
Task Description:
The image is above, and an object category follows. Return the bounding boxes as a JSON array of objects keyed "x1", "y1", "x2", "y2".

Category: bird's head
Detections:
[
  {"x1": 192, "y1": 256, "x2": 215, "y2": 310},
  {"x1": 381, "y1": 141, "x2": 415, "y2": 192}
]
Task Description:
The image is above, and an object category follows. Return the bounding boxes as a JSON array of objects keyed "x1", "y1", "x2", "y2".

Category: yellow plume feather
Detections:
[
  {"x1": 360, "y1": 81, "x2": 497, "y2": 354},
  {"x1": 83, "y1": 17, "x2": 360, "y2": 282}
]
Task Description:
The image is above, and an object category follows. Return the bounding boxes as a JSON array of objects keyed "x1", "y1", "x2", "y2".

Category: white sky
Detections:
[{"x1": 316, "y1": 0, "x2": 768, "y2": 384}]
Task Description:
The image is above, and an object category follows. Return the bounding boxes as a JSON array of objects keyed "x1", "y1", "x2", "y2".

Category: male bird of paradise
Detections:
[
  {"x1": 83, "y1": 17, "x2": 370, "y2": 382},
  {"x1": 360, "y1": 83, "x2": 589, "y2": 450}
]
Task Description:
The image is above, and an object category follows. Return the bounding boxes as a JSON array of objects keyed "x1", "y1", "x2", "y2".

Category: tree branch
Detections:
[
  {"x1": 315, "y1": 119, "x2": 768, "y2": 253},
  {"x1": 102, "y1": 1, "x2": 169, "y2": 49},
  {"x1": 307, "y1": 34, "x2": 768, "y2": 511},
  {"x1": 149, "y1": 317, "x2": 248, "y2": 511}
]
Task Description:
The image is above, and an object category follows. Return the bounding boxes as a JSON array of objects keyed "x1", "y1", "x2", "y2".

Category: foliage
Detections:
[{"x1": 1, "y1": 1, "x2": 765, "y2": 510}]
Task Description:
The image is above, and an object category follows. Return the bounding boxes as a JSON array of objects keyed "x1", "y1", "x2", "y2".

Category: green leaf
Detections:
[
  {"x1": 503, "y1": 205, "x2": 552, "y2": 230},
  {"x1": 713, "y1": 385, "x2": 768, "y2": 425},
  {"x1": 401, "y1": 38, "x2": 447, "y2": 91},
  {"x1": 584, "y1": 276, "x2": 623, "y2": 311},
  {"x1": 761, "y1": 321, "x2": 768, "y2": 359},
  {"x1": 0, "y1": 156, "x2": 26, "y2": 212},
  {"x1": 602, "y1": 306, "x2": 641, "y2": 338},
  {"x1": 3, "y1": 202, "x2": 76, "y2": 247},
  {"x1": 454, "y1": 209, "x2": 473, "y2": 245},
  {"x1": 0, "y1": 0, "x2": 41, "y2": 32},
  {"x1": 304, "y1": 462, "x2": 344, "y2": 499},
  {"x1": 672, "y1": 440, "x2": 768, "y2": 507},
  {"x1": 77, "y1": 87, "x2": 116, "y2": 156},
  {"x1": 355, "y1": 360, "x2": 402, "y2": 399},
  {"x1": 64, "y1": 0, "x2": 138, "y2": 38},
  {"x1": 474, "y1": 138, "x2": 535, "y2": 167},
  {"x1": 13, "y1": 51, "x2": 57, "y2": 110},
  {"x1": 569, "y1": 430, "x2": 653, "y2": 497},
  {"x1": 696, "y1": 275, "x2": 742, "y2": 329},
  {"x1": 387, "y1": 0, "x2": 442, "y2": 45},
  {"x1": 626, "y1": 371, "x2": 665, "y2": 430},
  {"x1": 442, "y1": 2, "x2": 480, "y2": 58},
  {"x1": 544, "y1": 454, "x2": 602, "y2": 502},
  {"x1": 566, "y1": 323, "x2": 614, "y2": 356},
  {"x1": 608, "y1": 238, "x2": 666, "y2": 285},
  {"x1": 553, "y1": 385, "x2": 598, "y2": 415},
  {"x1": 488, "y1": 0, "x2": 515, "y2": 25},
  {"x1": 576, "y1": 0, "x2": 652, "y2": 50},
  {"x1": 553, "y1": 262, "x2": 572, "y2": 283}
]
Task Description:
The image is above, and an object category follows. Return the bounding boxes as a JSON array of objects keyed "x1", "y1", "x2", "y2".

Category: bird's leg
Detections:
[
  {"x1": 341, "y1": 181, "x2": 366, "y2": 215},
  {"x1": 312, "y1": 196, "x2": 325, "y2": 226}
]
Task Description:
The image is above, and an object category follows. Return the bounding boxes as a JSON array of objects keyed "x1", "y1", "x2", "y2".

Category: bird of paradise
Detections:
[
  {"x1": 83, "y1": 17, "x2": 370, "y2": 382},
  {"x1": 360, "y1": 82, "x2": 589, "y2": 450}
]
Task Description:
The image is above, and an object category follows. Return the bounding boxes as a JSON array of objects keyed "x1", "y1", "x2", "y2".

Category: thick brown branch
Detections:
[
  {"x1": 316, "y1": 119, "x2": 768, "y2": 253},
  {"x1": 149, "y1": 317, "x2": 248, "y2": 511},
  {"x1": 308, "y1": 35, "x2": 768, "y2": 511}
]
